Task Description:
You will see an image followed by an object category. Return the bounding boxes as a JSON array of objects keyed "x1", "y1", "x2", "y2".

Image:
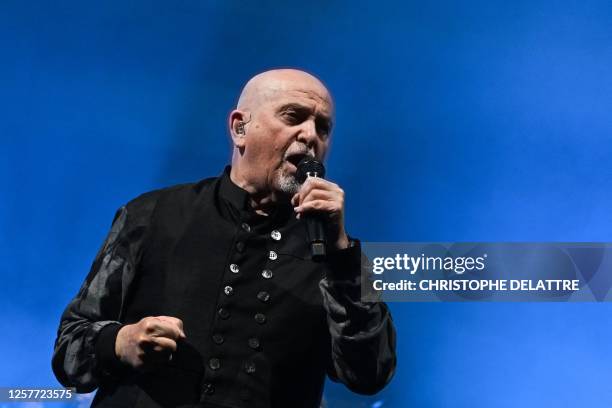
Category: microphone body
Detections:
[
  {"x1": 296, "y1": 157, "x2": 327, "y2": 261},
  {"x1": 305, "y1": 214, "x2": 327, "y2": 261}
]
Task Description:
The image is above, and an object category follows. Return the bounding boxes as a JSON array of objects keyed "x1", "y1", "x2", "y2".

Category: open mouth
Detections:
[{"x1": 284, "y1": 152, "x2": 310, "y2": 169}]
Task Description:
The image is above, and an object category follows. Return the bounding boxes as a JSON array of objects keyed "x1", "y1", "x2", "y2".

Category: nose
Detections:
[{"x1": 296, "y1": 119, "x2": 318, "y2": 149}]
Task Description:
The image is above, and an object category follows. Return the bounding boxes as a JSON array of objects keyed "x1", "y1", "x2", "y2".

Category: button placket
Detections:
[
  {"x1": 216, "y1": 226, "x2": 250, "y2": 341},
  {"x1": 239, "y1": 226, "x2": 279, "y2": 368},
  {"x1": 253, "y1": 232, "x2": 279, "y2": 341}
]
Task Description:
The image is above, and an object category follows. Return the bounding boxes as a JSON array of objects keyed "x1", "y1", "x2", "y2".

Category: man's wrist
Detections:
[
  {"x1": 95, "y1": 323, "x2": 127, "y2": 377},
  {"x1": 334, "y1": 233, "x2": 350, "y2": 250},
  {"x1": 325, "y1": 237, "x2": 361, "y2": 281}
]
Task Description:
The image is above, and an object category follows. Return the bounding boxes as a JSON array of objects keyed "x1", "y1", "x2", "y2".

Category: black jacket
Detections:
[{"x1": 52, "y1": 168, "x2": 396, "y2": 408}]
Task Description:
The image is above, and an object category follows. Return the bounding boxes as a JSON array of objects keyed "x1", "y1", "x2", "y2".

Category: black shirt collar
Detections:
[{"x1": 218, "y1": 165, "x2": 251, "y2": 213}]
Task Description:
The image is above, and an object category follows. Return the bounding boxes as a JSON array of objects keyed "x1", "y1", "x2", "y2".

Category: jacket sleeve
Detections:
[
  {"x1": 51, "y1": 202, "x2": 151, "y2": 392},
  {"x1": 319, "y1": 240, "x2": 397, "y2": 395}
]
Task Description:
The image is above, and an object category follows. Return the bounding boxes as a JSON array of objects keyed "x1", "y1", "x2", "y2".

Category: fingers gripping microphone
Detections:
[{"x1": 296, "y1": 157, "x2": 327, "y2": 261}]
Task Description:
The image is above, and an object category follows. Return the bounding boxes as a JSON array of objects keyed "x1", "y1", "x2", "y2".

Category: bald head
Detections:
[{"x1": 236, "y1": 69, "x2": 333, "y2": 113}]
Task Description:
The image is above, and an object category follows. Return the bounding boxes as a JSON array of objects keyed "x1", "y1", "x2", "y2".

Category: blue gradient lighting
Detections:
[{"x1": 2, "y1": 1, "x2": 612, "y2": 407}]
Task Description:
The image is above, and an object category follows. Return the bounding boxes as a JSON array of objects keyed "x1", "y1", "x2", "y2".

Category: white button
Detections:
[
  {"x1": 269, "y1": 251, "x2": 277, "y2": 260},
  {"x1": 230, "y1": 264, "x2": 240, "y2": 273},
  {"x1": 271, "y1": 230, "x2": 281, "y2": 241},
  {"x1": 262, "y1": 269, "x2": 273, "y2": 279},
  {"x1": 241, "y1": 222, "x2": 251, "y2": 232},
  {"x1": 224, "y1": 286, "x2": 234, "y2": 296}
]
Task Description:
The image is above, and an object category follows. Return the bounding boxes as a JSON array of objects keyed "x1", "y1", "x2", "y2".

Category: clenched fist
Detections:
[{"x1": 115, "y1": 316, "x2": 185, "y2": 369}]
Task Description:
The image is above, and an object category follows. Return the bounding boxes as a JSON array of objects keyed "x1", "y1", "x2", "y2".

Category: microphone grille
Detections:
[{"x1": 296, "y1": 156, "x2": 325, "y2": 183}]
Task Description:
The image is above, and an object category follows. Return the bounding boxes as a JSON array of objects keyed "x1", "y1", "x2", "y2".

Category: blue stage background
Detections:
[{"x1": 2, "y1": 1, "x2": 612, "y2": 407}]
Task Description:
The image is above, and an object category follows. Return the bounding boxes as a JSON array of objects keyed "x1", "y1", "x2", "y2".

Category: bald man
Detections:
[{"x1": 52, "y1": 69, "x2": 396, "y2": 408}]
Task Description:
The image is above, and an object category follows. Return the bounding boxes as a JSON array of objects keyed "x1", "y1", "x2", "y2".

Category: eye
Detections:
[
  {"x1": 316, "y1": 118, "x2": 331, "y2": 138},
  {"x1": 282, "y1": 109, "x2": 302, "y2": 124}
]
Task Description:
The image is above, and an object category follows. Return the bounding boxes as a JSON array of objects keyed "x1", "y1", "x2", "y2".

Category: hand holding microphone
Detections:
[{"x1": 292, "y1": 157, "x2": 350, "y2": 260}]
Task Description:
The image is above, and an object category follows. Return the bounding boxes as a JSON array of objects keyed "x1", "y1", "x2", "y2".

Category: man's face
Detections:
[{"x1": 240, "y1": 78, "x2": 334, "y2": 196}]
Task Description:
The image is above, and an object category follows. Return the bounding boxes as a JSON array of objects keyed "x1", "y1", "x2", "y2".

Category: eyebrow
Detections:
[{"x1": 278, "y1": 103, "x2": 333, "y2": 129}]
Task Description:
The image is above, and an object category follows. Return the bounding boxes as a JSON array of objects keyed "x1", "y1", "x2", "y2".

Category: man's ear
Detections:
[{"x1": 228, "y1": 110, "x2": 249, "y2": 148}]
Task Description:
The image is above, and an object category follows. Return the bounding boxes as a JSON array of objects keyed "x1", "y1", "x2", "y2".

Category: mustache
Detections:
[{"x1": 283, "y1": 144, "x2": 315, "y2": 161}]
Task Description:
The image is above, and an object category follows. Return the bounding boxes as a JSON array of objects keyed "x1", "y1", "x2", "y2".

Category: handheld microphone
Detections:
[{"x1": 296, "y1": 157, "x2": 327, "y2": 261}]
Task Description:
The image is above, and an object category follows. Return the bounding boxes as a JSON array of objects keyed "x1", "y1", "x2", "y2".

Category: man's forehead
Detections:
[
  {"x1": 264, "y1": 78, "x2": 330, "y2": 100},
  {"x1": 267, "y1": 87, "x2": 332, "y2": 109},
  {"x1": 260, "y1": 85, "x2": 334, "y2": 121},
  {"x1": 238, "y1": 69, "x2": 333, "y2": 112}
]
